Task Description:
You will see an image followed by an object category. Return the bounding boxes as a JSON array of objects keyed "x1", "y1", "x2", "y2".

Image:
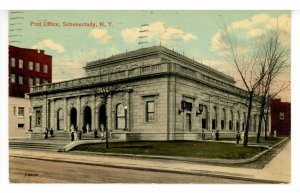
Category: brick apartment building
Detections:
[
  {"x1": 270, "y1": 98, "x2": 291, "y2": 137},
  {"x1": 9, "y1": 45, "x2": 52, "y2": 138},
  {"x1": 9, "y1": 45, "x2": 52, "y2": 97}
]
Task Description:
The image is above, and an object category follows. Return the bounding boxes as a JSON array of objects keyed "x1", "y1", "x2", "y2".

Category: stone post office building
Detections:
[{"x1": 29, "y1": 46, "x2": 267, "y2": 140}]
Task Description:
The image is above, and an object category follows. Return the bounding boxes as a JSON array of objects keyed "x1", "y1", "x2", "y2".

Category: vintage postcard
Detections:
[{"x1": 8, "y1": 10, "x2": 291, "y2": 184}]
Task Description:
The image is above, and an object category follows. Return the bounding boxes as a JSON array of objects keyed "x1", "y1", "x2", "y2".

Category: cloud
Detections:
[
  {"x1": 231, "y1": 19, "x2": 252, "y2": 30},
  {"x1": 248, "y1": 28, "x2": 266, "y2": 37},
  {"x1": 211, "y1": 13, "x2": 291, "y2": 50},
  {"x1": 121, "y1": 21, "x2": 197, "y2": 45},
  {"x1": 251, "y1": 13, "x2": 271, "y2": 24},
  {"x1": 52, "y1": 56, "x2": 85, "y2": 82},
  {"x1": 32, "y1": 39, "x2": 65, "y2": 53},
  {"x1": 90, "y1": 29, "x2": 113, "y2": 43}
]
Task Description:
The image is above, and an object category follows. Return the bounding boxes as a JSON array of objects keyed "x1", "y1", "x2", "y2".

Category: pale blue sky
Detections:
[{"x1": 9, "y1": 10, "x2": 291, "y2": 100}]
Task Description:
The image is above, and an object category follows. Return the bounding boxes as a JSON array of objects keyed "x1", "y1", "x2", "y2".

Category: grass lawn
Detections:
[
  {"x1": 72, "y1": 141, "x2": 267, "y2": 159},
  {"x1": 248, "y1": 136, "x2": 286, "y2": 145}
]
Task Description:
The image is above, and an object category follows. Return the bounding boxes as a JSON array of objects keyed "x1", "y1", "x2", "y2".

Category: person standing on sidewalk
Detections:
[
  {"x1": 71, "y1": 132, "x2": 74, "y2": 141},
  {"x1": 201, "y1": 130, "x2": 205, "y2": 141},
  {"x1": 236, "y1": 130, "x2": 241, "y2": 144}
]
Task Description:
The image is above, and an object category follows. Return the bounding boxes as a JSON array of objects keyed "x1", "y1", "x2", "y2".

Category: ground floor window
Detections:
[
  {"x1": 35, "y1": 108, "x2": 42, "y2": 126},
  {"x1": 146, "y1": 101, "x2": 155, "y2": 122},
  {"x1": 221, "y1": 120, "x2": 225, "y2": 129},
  {"x1": 212, "y1": 119, "x2": 216, "y2": 130},
  {"x1": 202, "y1": 118, "x2": 207, "y2": 129},
  {"x1": 116, "y1": 104, "x2": 125, "y2": 129}
]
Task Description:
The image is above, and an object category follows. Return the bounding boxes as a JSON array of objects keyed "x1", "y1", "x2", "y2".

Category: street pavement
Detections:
[{"x1": 9, "y1": 140, "x2": 291, "y2": 183}]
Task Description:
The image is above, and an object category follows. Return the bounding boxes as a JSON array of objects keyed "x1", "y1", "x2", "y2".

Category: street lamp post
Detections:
[
  {"x1": 29, "y1": 112, "x2": 32, "y2": 132},
  {"x1": 124, "y1": 106, "x2": 128, "y2": 131}
]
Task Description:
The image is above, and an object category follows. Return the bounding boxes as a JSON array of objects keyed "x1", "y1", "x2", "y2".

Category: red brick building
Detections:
[
  {"x1": 9, "y1": 45, "x2": 52, "y2": 97},
  {"x1": 270, "y1": 98, "x2": 291, "y2": 137}
]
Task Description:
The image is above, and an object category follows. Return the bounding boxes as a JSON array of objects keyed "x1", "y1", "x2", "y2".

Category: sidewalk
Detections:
[{"x1": 9, "y1": 140, "x2": 290, "y2": 183}]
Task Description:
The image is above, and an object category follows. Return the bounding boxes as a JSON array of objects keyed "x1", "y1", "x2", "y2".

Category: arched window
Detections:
[
  {"x1": 229, "y1": 110, "x2": 233, "y2": 130},
  {"x1": 243, "y1": 112, "x2": 246, "y2": 131},
  {"x1": 236, "y1": 111, "x2": 240, "y2": 131},
  {"x1": 221, "y1": 108, "x2": 226, "y2": 130},
  {"x1": 116, "y1": 104, "x2": 125, "y2": 129},
  {"x1": 201, "y1": 105, "x2": 208, "y2": 129},
  {"x1": 212, "y1": 106, "x2": 217, "y2": 130}
]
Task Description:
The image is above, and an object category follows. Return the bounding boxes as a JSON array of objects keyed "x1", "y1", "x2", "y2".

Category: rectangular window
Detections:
[
  {"x1": 18, "y1": 123, "x2": 25, "y2": 128},
  {"x1": 35, "y1": 109, "x2": 42, "y2": 126},
  {"x1": 29, "y1": 61, "x2": 33, "y2": 70},
  {"x1": 202, "y1": 119, "x2": 207, "y2": 129},
  {"x1": 19, "y1": 59, "x2": 23, "y2": 69},
  {"x1": 19, "y1": 75, "x2": 23, "y2": 85},
  {"x1": 36, "y1": 77, "x2": 40, "y2": 85},
  {"x1": 18, "y1": 107, "x2": 25, "y2": 117},
  {"x1": 36, "y1": 63, "x2": 40, "y2": 72},
  {"x1": 279, "y1": 112, "x2": 284, "y2": 120},
  {"x1": 44, "y1": 79, "x2": 48, "y2": 84},
  {"x1": 146, "y1": 101, "x2": 155, "y2": 122},
  {"x1": 43, "y1": 64, "x2": 48, "y2": 73},
  {"x1": 11, "y1": 74, "x2": 16, "y2": 83},
  {"x1": 11, "y1": 58, "x2": 15, "y2": 67},
  {"x1": 29, "y1": 77, "x2": 34, "y2": 86}
]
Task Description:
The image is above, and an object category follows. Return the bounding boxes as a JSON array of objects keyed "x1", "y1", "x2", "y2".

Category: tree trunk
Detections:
[
  {"x1": 256, "y1": 95, "x2": 266, "y2": 143},
  {"x1": 244, "y1": 91, "x2": 254, "y2": 147},
  {"x1": 264, "y1": 107, "x2": 269, "y2": 141}
]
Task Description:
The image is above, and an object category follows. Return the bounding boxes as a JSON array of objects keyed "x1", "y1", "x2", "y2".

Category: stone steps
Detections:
[{"x1": 9, "y1": 141, "x2": 69, "y2": 152}]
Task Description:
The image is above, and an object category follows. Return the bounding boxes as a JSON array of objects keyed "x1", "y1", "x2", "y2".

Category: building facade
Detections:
[
  {"x1": 9, "y1": 45, "x2": 52, "y2": 138},
  {"x1": 270, "y1": 98, "x2": 291, "y2": 137},
  {"x1": 29, "y1": 46, "x2": 264, "y2": 140},
  {"x1": 9, "y1": 95, "x2": 30, "y2": 138},
  {"x1": 9, "y1": 45, "x2": 52, "y2": 97}
]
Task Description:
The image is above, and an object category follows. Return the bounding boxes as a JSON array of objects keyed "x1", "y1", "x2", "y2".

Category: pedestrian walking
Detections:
[
  {"x1": 94, "y1": 129, "x2": 98, "y2": 138},
  {"x1": 78, "y1": 130, "x2": 82, "y2": 140},
  {"x1": 236, "y1": 131, "x2": 241, "y2": 144},
  {"x1": 201, "y1": 130, "x2": 205, "y2": 141},
  {"x1": 87, "y1": 123, "x2": 91, "y2": 132},
  {"x1": 215, "y1": 130, "x2": 220, "y2": 141},
  {"x1": 50, "y1": 128, "x2": 54, "y2": 138},
  {"x1": 240, "y1": 131, "x2": 244, "y2": 144},
  {"x1": 70, "y1": 124, "x2": 74, "y2": 132},
  {"x1": 71, "y1": 132, "x2": 74, "y2": 141},
  {"x1": 74, "y1": 131, "x2": 78, "y2": 141},
  {"x1": 44, "y1": 128, "x2": 48, "y2": 139},
  {"x1": 211, "y1": 130, "x2": 216, "y2": 140}
]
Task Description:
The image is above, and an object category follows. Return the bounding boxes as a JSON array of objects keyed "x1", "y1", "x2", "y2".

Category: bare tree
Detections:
[
  {"x1": 86, "y1": 71, "x2": 131, "y2": 149},
  {"x1": 255, "y1": 27, "x2": 290, "y2": 143},
  {"x1": 216, "y1": 25, "x2": 269, "y2": 147}
]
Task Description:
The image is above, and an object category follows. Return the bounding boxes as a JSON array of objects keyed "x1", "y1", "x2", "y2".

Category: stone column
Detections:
[
  {"x1": 63, "y1": 98, "x2": 68, "y2": 131},
  {"x1": 50, "y1": 99, "x2": 55, "y2": 130},
  {"x1": 92, "y1": 95, "x2": 96, "y2": 130},
  {"x1": 76, "y1": 96, "x2": 81, "y2": 130},
  {"x1": 107, "y1": 98, "x2": 112, "y2": 131},
  {"x1": 216, "y1": 105, "x2": 220, "y2": 130}
]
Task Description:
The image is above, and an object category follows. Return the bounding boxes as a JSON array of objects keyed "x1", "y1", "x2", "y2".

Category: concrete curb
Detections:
[{"x1": 66, "y1": 138, "x2": 289, "y2": 164}]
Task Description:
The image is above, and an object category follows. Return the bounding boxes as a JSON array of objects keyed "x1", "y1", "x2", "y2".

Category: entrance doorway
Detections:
[
  {"x1": 70, "y1": 107, "x2": 77, "y2": 128},
  {"x1": 99, "y1": 104, "x2": 106, "y2": 131},
  {"x1": 84, "y1": 106, "x2": 92, "y2": 130}
]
